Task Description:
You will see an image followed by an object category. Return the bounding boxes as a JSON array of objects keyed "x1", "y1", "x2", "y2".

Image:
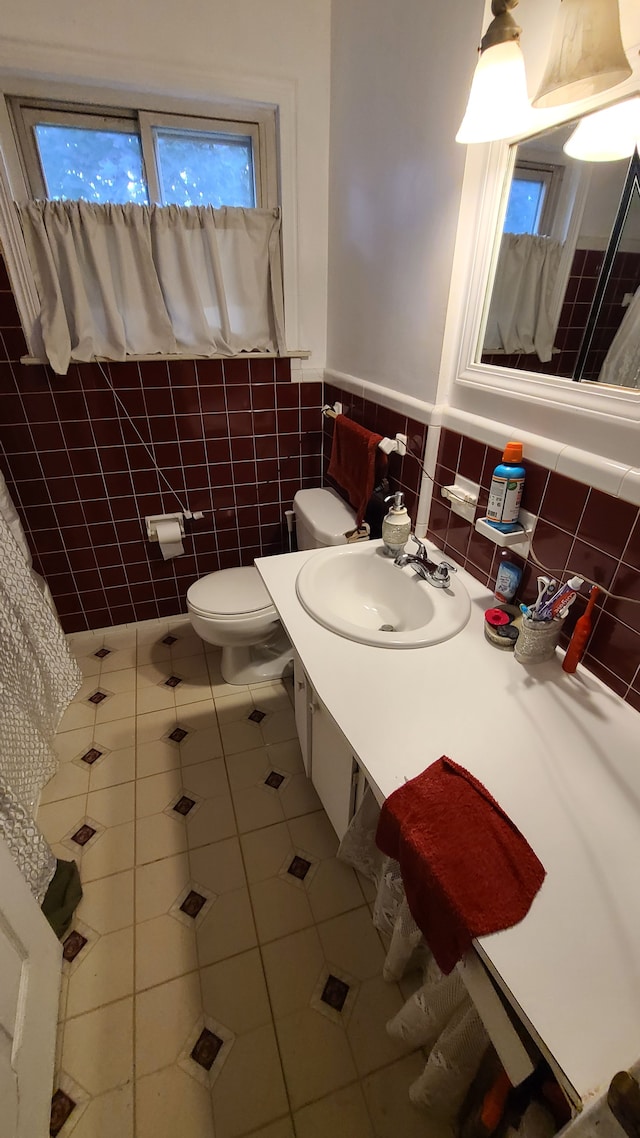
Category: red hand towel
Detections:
[
  {"x1": 326, "y1": 415, "x2": 385, "y2": 528},
  {"x1": 375, "y1": 757, "x2": 546, "y2": 974}
]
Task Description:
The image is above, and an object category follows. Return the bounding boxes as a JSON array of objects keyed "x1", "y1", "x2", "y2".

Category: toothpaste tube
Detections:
[{"x1": 535, "y1": 576, "x2": 584, "y2": 622}]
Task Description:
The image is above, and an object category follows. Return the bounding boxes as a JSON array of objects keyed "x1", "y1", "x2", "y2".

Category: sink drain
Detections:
[{"x1": 379, "y1": 624, "x2": 395, "y2": 632}]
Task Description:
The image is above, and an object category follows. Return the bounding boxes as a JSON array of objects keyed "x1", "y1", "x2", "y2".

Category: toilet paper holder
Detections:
[{"x1": 145, "y1": 513, "x2": 186, "y2": 542}]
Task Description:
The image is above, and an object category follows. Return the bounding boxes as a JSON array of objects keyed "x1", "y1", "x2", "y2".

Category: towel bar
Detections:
[{"x1": 321, "y1": 404, "x2": 407, "y2": 456}]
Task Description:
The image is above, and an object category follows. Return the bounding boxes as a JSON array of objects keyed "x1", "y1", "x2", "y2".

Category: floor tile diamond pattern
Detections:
[
  {"x1": 87, "y1": 689, "x2": 110, "y2": 706},
  {"x1": 79, "y1": 747, "x2": 103, "y2": 765},
  {"x1": 45, "y1": 622, "x2": 424, "y2": 1138},
  {"x1": 191, "y1": 1027, "x2": 224, "y2": 1070},
  {"x1": 50, "y1": 1088, "x2": 76, "y2": 1135},
  {"x1": 311, "y1": 965, "x2": 360, "y2": 1028},
  {"x1": 247, "y1": 708, "x2": 267, "y2": 723},
  {"x1": 178, "y1": 1016, "x2": 235, "y2": 1089},
  {"x1": 170, "y1": 882, "x2": 216, "y2": 929},
  {"x1": 288, "y1": 854, "x2": 312, "y2": 880},
  {"x1": 71, "y1": 823, "x2": 97, "y2": 847},
  {"x1": 62, "y1": 930, "x2": 88, "y2": 963},
  {"x1": 322, "y1": 974, "x2": 350, "y2": 1012}
]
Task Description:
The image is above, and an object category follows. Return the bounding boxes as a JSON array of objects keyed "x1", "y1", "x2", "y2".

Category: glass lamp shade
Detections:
[
  {"x1": 563, "y1": 96, "x2": 640, "y2": 161},
  {"x1": 456, "y1": 41, "x2": 532, "y2": 144},
  {"x1": 533, "y1": 0, "x2": 632, "y2": 110}
]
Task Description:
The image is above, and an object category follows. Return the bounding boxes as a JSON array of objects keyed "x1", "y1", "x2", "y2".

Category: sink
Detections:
[{"x1": 295, "y1": 541, "x2": 470, "y2": 648}]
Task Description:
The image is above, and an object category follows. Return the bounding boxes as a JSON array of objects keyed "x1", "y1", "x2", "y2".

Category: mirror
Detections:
[{"x1": 479, "y1": 120, "x2": 640, "y2": 391}]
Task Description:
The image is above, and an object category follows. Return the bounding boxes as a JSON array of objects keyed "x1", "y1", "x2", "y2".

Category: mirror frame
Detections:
[{"x1": 450, "y1": 86, "x2": 640, "y2": 430}]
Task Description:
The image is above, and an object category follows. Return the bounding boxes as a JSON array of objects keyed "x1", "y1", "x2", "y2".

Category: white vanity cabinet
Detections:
[
  {"x1": 260, "y1": 550, "x2": 640, "y2": 1116},
  {"x1": 292, "y1": 650, "x2": 364, "y2": 840}
]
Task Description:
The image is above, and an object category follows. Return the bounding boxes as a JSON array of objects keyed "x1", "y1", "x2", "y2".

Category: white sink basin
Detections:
[{"x1": 295, "y1": 541, "x2": 470, "y2": 648}]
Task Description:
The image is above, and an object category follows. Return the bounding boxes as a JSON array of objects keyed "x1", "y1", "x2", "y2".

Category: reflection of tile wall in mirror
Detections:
[{"x1": 479, "y1": 119, "x2": 640, "y2": 390}]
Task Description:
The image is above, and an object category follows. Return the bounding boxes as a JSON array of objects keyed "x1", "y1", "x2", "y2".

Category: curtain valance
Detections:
[{"x1": 19, "y1": 200, "x2": 286, "y2": 375}]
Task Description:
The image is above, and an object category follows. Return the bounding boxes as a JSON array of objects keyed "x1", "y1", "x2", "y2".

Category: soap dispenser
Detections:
[{"x1": 382, "y1": 492, "x2": 411, "y2": 557}]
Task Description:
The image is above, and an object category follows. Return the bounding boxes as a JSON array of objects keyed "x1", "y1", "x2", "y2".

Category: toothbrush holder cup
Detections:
[{"x1": 514, "y1": 616, "x2": 565, "y2": 665}]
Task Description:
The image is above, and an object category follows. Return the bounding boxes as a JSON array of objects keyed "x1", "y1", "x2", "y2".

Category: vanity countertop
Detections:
[{"x1": 257, "y1": 541, "x2": 640, "y2": 1110}]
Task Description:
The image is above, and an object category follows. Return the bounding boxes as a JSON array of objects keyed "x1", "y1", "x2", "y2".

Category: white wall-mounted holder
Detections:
[
  {"x1": 145, "y1": 513, "x2": 186, "y2": 541},
  {"x1": 475, "y1": 508, "x2": 537, "y2": 559},
  {"x1": 379, "y1": 433, "x2": 408, "y2": 456},
  {"x1": 441, "y1": 476, "x2": 479, "y2": 523}
]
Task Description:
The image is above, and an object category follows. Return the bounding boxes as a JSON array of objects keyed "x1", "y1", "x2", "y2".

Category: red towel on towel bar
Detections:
[
  {"x1": 375, "y1": 757, "x2": 546, "y2": 974},
  {"x1": 326, "y1": 415, "x2": 385, "y2": 527}
]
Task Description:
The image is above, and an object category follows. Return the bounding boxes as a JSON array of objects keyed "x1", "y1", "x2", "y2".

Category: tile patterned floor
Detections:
[{"x1": 40, "y1": 616, "x2": 430, "y2": 1138}]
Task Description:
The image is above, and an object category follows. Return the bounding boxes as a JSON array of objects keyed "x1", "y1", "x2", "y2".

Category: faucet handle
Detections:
[
  {"x1": 409, "y1": 533, "x2": 426, "y2": 556},
  {"x1": 430, "y1": 560, "x2": 457, "y2": 586}
]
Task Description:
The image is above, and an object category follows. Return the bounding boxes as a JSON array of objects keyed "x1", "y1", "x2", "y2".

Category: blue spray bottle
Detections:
[{"x1": 486, "y1": 441, "x2": 526, "y2": 534}]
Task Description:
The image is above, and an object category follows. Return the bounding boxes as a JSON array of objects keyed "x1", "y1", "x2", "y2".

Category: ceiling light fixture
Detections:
[
  {"x1": 456, "y1": 0, "x2": 532, "y2": 145},
  {"x1": 533, "y1": 0, "x2": 632, "y2": 110},
  {"x1": 563, "y1": 95, "x2": 640, "y2": 161}
]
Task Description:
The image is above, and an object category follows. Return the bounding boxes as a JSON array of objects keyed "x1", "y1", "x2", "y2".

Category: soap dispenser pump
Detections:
[{"x1": 382, "y1": 492, "x2": 411, "y2": 557}]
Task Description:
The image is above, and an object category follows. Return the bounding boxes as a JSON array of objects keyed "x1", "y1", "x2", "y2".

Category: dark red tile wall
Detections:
[
  {"x1": 323, "y1": 381, "x2": 427, "y2": 525},
  {"x1": 481, "y1": 248, "x2": 640, "y2": 380},
  {"x1": 0, "y1": 259, "x2": 323, "y2": 633},
  {"x1": 427, "y1": 427, "x2": 640, "y2": 711}
]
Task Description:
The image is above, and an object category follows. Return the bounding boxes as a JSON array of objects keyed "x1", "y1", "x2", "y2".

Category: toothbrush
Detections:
[
  {"x1": 562, "y1": 585, "x2": 600, "y2": 674},
  {"x1": 536, "y1": 577, "x2": 584, "y2": 622},
  {"x1": 530, "y1": 577, "x2": 557, "y2": 620}
]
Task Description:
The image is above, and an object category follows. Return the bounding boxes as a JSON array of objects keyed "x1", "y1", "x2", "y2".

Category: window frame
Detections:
[
  {"x1": 506, "y1": 160, "x2": 564, "y2": 237},
  {"x1": 0, "y1": 76, "x2": 306, "y2": 362},
  {"x1": 139, "y1": 110, "x2": 261, "y2": 208},
  {"x1": 7, "y1": 94, "x2": 277, "y2": 210}
]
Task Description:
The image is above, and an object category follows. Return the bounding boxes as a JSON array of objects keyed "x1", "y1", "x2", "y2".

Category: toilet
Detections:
[{"x1": 186, "y1": 487, "x2": 357, "y2": 684}]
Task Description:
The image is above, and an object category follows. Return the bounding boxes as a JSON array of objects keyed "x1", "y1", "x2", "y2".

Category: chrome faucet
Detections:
[{"x1": 394, "y1": 535, "x2": 457, "y2": 589}]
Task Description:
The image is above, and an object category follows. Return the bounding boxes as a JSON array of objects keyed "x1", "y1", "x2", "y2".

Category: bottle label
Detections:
[{"x1": 487, "y1": 476, "x2": 524, "y2": 524}]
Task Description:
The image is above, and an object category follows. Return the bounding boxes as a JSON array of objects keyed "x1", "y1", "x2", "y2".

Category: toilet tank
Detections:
[{"x1": 293, "y1": 487, "x2": 356, "y2": 549}]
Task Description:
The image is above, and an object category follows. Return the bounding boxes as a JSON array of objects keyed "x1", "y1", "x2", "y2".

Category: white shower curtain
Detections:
[
  {"x1": 0, "y1": 473, "x2": 81, "y2": 901},
  {"x1": 19, "y1": 201, "x2": 286, "y2": 375},
  {"x1": 484, "y1": 233, "x2": 563, "y2": 363},
  {"x1": 598, "y1": 287, "x2": 640, "y2": 388}
]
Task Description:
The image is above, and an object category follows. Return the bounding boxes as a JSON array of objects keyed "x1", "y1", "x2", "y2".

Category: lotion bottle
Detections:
[
  {"x1": 486, "y1": 442, "x2": 526, "y2": 533},
  {"x1": 382, "y1": 492, "x2": 411, "y2": 557}
]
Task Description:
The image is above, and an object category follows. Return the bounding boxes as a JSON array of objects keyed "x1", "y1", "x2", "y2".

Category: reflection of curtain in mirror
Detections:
[
  {"x1": 598, "y1": 287, "x2": 640, "y2": 388},
  {"x1": 484, "y1": 233, "x2": 563, "y2": 363}
]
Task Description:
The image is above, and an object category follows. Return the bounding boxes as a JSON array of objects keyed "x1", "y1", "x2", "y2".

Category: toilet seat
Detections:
[{"x1": 187, "y1": 566, "x2": 276, "y2": 619}]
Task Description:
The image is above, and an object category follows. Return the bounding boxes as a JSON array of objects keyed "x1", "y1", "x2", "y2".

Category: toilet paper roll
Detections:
[{"x1": 155, "y1": 518, "x2": 184, "y2": 560}]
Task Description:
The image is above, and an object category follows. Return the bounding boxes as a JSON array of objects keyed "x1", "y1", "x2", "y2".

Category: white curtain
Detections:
[
  {"x1": 598, "y1": 286, "x2": 640, "y2": 388},
  {"x1": 19, "y1": 201, "x2": 286, "y2": 375},
  {"x1": 0, "y1": 471, "x2": 81, "y2": 901},
  {"x1": 484, "y1": 233, "x2": 563, "y2": 363}
]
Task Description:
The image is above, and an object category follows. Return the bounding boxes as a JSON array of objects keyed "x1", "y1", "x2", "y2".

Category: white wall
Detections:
[
  {"x1": 326, "y1": 0, "x2": 479, "y2": 404},
  {"x1": 0, "y1": 0, "x2": 331, "y2": 371}
]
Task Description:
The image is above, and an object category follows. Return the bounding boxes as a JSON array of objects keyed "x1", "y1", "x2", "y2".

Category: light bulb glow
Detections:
[
  {"x1": 563, "y1": 96, "x2": 640, "y2": 161},
  {"x1": 456, "y1": 42, "x2": 532, "y2": 145}
]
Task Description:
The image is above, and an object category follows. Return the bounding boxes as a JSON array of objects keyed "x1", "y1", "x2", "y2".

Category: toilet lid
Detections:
[{"x1": 187, "y1": 566, "x2": 274, "y2": 616}]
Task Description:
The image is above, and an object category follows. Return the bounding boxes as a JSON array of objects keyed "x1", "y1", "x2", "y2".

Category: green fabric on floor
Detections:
[{"x1": 41, "y1": 859, "x2": 83, "y2": 939}]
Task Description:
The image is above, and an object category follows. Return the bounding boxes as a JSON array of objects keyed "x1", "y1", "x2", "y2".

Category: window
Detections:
[
  {"x1": 8, "y1": 97, "x2": 275, "y2": 209},
  {"x1": 504, "y1": 161, "x2": 563, "y2": 236}
]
